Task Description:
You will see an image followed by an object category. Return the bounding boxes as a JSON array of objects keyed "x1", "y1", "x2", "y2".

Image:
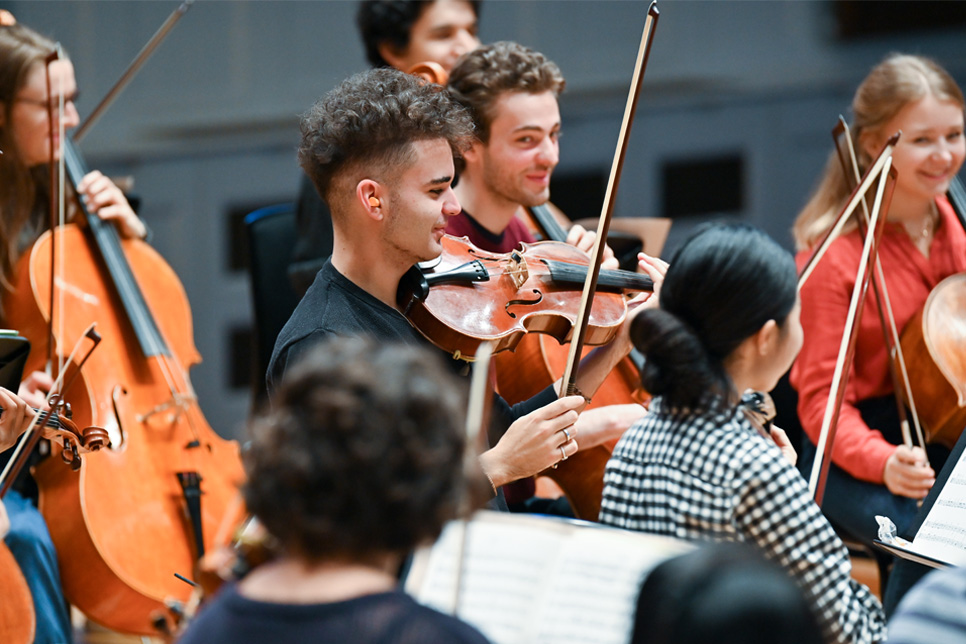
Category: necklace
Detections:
[{"x1": 904, "y1": 203, "x2": 938, "y2": 243}]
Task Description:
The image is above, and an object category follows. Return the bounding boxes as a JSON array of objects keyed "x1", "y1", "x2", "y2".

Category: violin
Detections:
[
  {"x1": 494, "y1": 205, "x2": 651, "y2": 519},
  {"x1": 397, "y1": 234, "x2": 651, "y2": 361}
]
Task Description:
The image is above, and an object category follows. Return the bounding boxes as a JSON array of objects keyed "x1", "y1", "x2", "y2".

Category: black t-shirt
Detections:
[
  {"x1": 178, "y1": 586, "x2": 491, "y2": 644},
  {"x1": 267, "y1": 259, "x2": 557, "y2": 426}
]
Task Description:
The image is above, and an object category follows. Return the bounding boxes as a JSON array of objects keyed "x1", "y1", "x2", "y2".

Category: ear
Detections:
[
  {"x1": 356, "y1": 179, "x2": 384, "y2": 221},
  {"x1": 377, "y1": 41, "x2": 408, "y2": 71},
  {"x1": 755, "y1": 319, "x2": 780, "y2": 356},
  {"x1": 857, "y1": 128, "x2": 881, "y2": 161},
  {"x1": 462, "y1": 139, "x2": 483, "y2": 165}
]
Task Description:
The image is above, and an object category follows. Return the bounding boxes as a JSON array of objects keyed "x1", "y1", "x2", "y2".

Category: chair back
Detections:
[{"x1": 244, "y1": 203, "x2": 299, "y2": 407}]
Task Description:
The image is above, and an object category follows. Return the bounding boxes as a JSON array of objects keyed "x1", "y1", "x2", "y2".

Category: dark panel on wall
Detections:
[
  {"x1": 835, "y1": 1, "x2": 966, "y2": 39},
  {"x1": 550, "y1": 172, "x2": 608, "y2": 222},
  {"x1": 661, "y1": 154, "x2": 743, "y2": 218}
]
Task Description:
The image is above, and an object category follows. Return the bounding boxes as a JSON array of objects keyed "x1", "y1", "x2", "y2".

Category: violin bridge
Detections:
[{"x1": 505, "y1": 251, "x2": 529, "y2": 289}]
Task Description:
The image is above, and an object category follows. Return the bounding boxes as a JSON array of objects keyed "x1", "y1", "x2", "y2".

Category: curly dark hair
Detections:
[
  {"x1": 243, "y1": 337, "x2": 489, "y2": 562},
  {"x1": 357, "y1": 0, "x2": 481, "y2": 69},
  {"x1": 447, "y1": 41, "x2": 565, "y2": 143},
  {"x1": 298, "y1": 67, "x2": 475, "y2": 210}
]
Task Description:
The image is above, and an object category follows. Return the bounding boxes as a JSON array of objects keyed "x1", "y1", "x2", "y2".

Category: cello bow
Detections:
[
  {"x1": 803, "y1": 139, "x2": 898, "y2": 504},
  {"x1": 832, "y1": 117, "x2": 927, "y2": 453}
]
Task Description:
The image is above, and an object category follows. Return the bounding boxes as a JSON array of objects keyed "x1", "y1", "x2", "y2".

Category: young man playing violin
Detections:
[
  {"x1": 445, "y1": 41, "x2": 663, "y2": 511},
  {"x1": 269, "y1": 67, "x2": 662, "y2": 501}
]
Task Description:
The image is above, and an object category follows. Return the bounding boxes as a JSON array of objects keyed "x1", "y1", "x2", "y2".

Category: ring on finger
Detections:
[
  {"x1": 562, "y1": 427, "x2": 571, "y2": 441},
  {"x1": 560, "y1": 445, "x2": 568, "y2": 462}
]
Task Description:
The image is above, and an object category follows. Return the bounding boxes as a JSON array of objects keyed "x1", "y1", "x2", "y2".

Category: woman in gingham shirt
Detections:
[{"x1": 600, "y1": 224, "x2": 886, "y2": 644}]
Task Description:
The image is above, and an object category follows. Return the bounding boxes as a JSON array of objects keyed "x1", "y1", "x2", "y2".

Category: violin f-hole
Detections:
[{"x1": 505, "y1": 289, "x2": 543, "y2": 319}]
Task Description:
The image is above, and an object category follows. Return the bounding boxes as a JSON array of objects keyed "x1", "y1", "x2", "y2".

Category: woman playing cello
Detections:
[
  {"x1": 791, "y1": 54, "x2": 966, "y2": 612},
  {"x1": 0, "y1": 17, "x2": 148, "y2": 642}
]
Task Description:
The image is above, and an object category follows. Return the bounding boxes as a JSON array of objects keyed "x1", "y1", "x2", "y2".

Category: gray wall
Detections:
[{"x1": 8, "y1": 0, "x2": 966, "y2": 438}]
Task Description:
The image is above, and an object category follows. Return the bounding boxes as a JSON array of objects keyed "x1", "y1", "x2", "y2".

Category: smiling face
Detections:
[
  {"x1": 471, "y1": 90, "x2": 560, "y2": 209},
  {"x1": 382, "y1": 138, "x2": 462, "y2": 264},
  {"x1": 864, "y1": 93, "x2": 965, "y2": 211},
  {"x1": 7, "y1": 59, "x2": 79, "y2": 167},
  {"x1": 380, "y1": 0, "x2": 480, "y2": 73}
]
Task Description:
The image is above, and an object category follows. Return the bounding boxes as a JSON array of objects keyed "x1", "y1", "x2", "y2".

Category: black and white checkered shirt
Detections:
[{"x1": 599, "y1": 399, "x2": 887, "y2": 644}]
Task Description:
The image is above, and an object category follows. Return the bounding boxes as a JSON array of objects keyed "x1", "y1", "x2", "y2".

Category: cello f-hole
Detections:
[{"x1": 110, "y1": 384, "x2": 127, "y2": 448}]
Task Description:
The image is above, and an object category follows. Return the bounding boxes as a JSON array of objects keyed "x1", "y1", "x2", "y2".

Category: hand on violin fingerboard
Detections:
[
  {"x1": 77, "y1": 170, "x2": 147, "y2": 240},
  {"x1": 770, "y1": 426, "x2": 798, "y2": 466},
  {"x1": 17, "y1": 370, "x2": 52, "y2": 411},
  {"x1": 0, "y1": 387, "x2": 36, "y2": 452},
  {"x1": 613, "y1": 252, "x2": 668, "y2": 353},
  {"x1": 565, "y1": 224, "x2": 619, "y2": 270}
]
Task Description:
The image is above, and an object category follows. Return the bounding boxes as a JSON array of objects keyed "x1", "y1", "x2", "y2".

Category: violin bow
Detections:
[
  {"x1": 73, "y1": 0, "x2": 194, "y2": 143},
  {"x1": 452, "y1": 340, "x2": 493, "y2": 617},
  {"x1": 804, "y1": 140, "x2": 898, "y2": 504},
  {"x1": 560, "y1": 1, "x2": 660, "y2": 394},
  {"x1": 832, "y1": 118, "x2": 926, "y2": 453}
]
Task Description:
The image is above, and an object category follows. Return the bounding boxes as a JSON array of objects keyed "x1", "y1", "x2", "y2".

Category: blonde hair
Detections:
[{"x1": 792, "y1": 54, "x2": 965, "y2": 250}]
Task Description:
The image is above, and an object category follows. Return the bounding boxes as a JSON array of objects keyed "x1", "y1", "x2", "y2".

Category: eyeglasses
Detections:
[{"x1": 14, "y1": 90, "x2": 79, "y2": 113}]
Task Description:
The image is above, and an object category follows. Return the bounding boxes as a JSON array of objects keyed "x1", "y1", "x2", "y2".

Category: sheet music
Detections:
[
  {"x1": 909, "y1": 454, "x2": 966, "y2": 565},
  {"x1": 406, "y1": 511, "x2": 691, "y2": 644}
]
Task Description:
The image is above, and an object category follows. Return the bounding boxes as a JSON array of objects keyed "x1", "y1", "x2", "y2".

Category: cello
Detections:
[
  {"x1": 896, "y1": 177, "x2": 966, "y2": 448},
  {"x1": 0, "y1": 540, "x2": 33, "y2": 644},
  {"x1": 3, "y1": 140, "x2": 244, "y2": 635}
]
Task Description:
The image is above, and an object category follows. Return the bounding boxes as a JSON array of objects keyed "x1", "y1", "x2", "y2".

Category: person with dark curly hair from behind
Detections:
[
  {"x1": 631, "y1": 542, "x2": 823, "y2": 644},
  {"x1": 179, "y1": 338, "x2": 492, "y2": 644}
]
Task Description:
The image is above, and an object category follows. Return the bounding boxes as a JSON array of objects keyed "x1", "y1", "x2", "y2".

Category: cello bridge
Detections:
[{"x1": 137, "y1": 393, "x2": 195, "y2": 425}]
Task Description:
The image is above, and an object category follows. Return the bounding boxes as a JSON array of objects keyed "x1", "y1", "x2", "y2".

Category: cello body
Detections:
[
  {"x1": 899, "y1": 272, "x2": 966, "y2": 449},
  {"x1": 3, "y1": 224, "x2": 244, "y2": 635},
  {"x1": 0, "y1": 542, "x2": 34, "y2": 644}
]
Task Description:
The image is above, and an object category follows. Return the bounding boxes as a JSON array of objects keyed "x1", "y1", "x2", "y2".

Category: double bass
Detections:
[{"x1": 3, "y1": 139, "x2": 244, "y2": 636}]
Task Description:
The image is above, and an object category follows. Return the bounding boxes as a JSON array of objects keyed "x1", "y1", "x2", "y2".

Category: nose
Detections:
[
  {"x1": 453, "y1": 29, "x2": 480, "y2": 57},
  {"x1": 442, "y1": 188, "x2": 461, "y2": 217},
  {"x1": 62, "y1": 100, "x2": 80, "y2": 129},
  {"x1": 535, "y1": 136, "x2": 559, "y2": 167}
]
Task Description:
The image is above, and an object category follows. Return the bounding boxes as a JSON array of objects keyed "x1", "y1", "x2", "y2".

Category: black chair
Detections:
[{"x1": 244, "y1": 203, "x2": 300, "y2": 409}]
